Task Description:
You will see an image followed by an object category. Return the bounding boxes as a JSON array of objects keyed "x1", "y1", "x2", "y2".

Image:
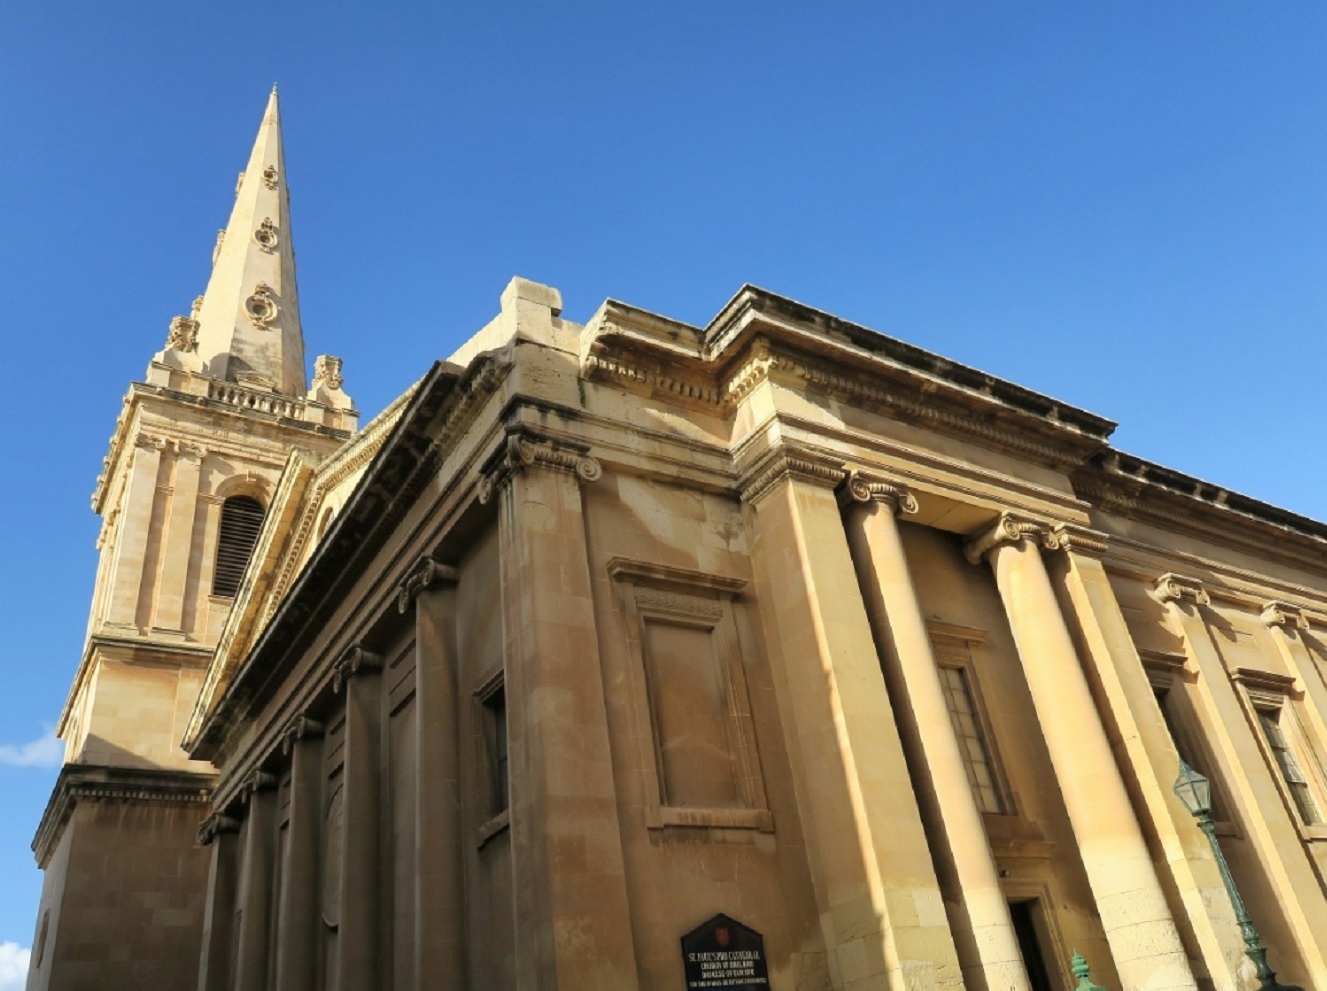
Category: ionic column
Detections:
[
  {"x1": 153, "y1": 442, "x2": 205, "y2": 633},
  {"x1": 840, "y1": 473, "x2": 1028, "y2": 991},
  {"x1": 1154, "y1": 578, "x2": 1327, "y2": 985},
  {"x1": 234, "y1": 769, "x2": 278, "y2": 991},
  {"x1": 397, "y1": 556, "x2": 466, "y2": 990},
  {"x1": 967, "y1": 515, "x2": 1197, "y2": 991},
  {"x1": 333, "y1": 645, "x2": 384, "y2": 991},
  {"x1": 273, "y1": 715, "x2": 324, "y2": 991},
  {"x1": 1046, "y1": 534, "x2": 1243, "y2": 991},
  {"x1": 106, "y1": 433, "x2": 166, "y2": 628},
  {"x1": 741, "y1": 448, "x2": 962, "y2": 991},
  {"x1": 480, "y1": 429, "x2": 640, "y2": 990},
  {"x1": 196, "y1": 812, "x2": 240, "y2": 991},
  {"x1": 1261, "y1": 602, "x2": 1327, "y2": 793}
]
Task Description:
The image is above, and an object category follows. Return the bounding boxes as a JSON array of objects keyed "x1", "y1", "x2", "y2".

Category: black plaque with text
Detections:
[{"x1": 681, "y1": 913, "x2": 770, "y2": 990}]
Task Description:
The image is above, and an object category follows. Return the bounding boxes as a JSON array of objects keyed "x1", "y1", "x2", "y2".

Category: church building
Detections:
[{"x1": 24, "y1": 92, "x2": 1327, "y2": 991}]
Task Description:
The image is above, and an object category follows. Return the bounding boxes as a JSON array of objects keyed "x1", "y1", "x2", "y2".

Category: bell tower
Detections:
[{"x1": 27, "y1": 90, "x2": 357, "y2": 991}]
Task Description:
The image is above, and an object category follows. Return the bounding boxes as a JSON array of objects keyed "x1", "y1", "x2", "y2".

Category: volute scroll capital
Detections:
[
  {"x1": 1046, "y1": 522, "x2": 1110, "y2": 558},
  {"x1": 196, "y1": 813, "x2": 239, "y2": 846},
  {"x1": 963, "y1": 512, "x2": 1052, "y2": 565},
  {"x1": 396, "y1": 555, "x2": 460, "y2": 614},
  {"x1": 1150, "y1": 573, "x2": 1210, "y2": 607},
  {"x1": 836, "y1": 470, "x2": 919, "y2": 516},
  {"x1": 478, "y1": 429, "x2": 602, "y2": 505},
  {"x1": 1261, "y1": 601, "x2": 1309, "y2": 632},
  {"x1": 332, "y1": 645, "x2": 384, "y2": 692},
  {"x1": 241, "y1": 769, "x2": 278, "y2": 800},
  {"x1": 280, "y1": 714, "x2": 325, "y2": 755}
]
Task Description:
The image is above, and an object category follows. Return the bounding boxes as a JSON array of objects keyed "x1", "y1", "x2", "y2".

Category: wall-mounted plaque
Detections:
[{"x1": 681, "y1": 913, "x2": 769, "y2": 990}]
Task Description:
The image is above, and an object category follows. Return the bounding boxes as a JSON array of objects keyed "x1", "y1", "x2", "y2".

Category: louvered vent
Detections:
[{"x1": 212, "y1": 495, "x2": 265, "y2": 598}]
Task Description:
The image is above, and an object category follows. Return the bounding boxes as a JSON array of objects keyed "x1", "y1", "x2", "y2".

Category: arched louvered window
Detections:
[{"x1": 212, "y1": 495, "x2": 265, "y2": 598}]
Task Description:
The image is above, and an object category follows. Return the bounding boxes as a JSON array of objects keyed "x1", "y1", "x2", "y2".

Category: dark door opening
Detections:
[{"x1": 1010, "y1": 899, "x2": 1054, "y2": 991}]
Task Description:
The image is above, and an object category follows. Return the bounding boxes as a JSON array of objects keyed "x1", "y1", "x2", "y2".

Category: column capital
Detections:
[
  {"x1": 478, "y1": 428, "x2": 601, "y2": 504},
  {"x1": 241, "y1": 769, "x2": 278, "y2": 800},
  {"x1": 280, "y1": 714, "x2": 325, "y2": 755},
  {"x1": 963, "y1": 512, "x2": 1053, "y2": 564},
  {"x1": 333, "y1": 645, "x2": 383, "y2": 692},
  {"x1": 1150, "y1": 573, "x2": 1210, "y2": 607},
  {"x1": 738, "y1": 445, "x2": 846, "y2": 505},
  {"x1": 197, "y1": 812, "x2": 239, "y2": 846},
  {"x1": 396, "y1": 554, "x2": 459, "y2": 614},
  {"x1": 1261, "y1": 601, "x2": 1309, "y2": 631},
  {"x1": 1046, "y1": 522, "x2": 1110, "y2": 557},
  {"x1": 836, "y1": 469, "x2": 918, "y2": 515}
]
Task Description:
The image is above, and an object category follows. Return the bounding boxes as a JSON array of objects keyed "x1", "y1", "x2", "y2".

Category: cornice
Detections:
[
  {"x1": 32, "y1": 765, "x2": 215, "y2": 868},
  {"x1": 1075, "y1": 453, "x2": 1327, "y2": 577},
  {"x1": 583, "y1": 288, "x2": 1116, "y2": 473}
]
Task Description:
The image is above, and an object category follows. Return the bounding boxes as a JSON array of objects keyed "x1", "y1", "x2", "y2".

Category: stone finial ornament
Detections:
[
  {"x1": 1071, "y1": 951, "x2": 1106, "y2": 991},
  {"x1": 312, "y1": 354, "x2": 343, "y2": 391},
  {"x1": 166, "y1": 316, "x2": 199, "y2": 353}
]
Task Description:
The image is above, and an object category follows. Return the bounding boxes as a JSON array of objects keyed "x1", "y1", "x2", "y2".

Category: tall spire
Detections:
[{"x1": 191, "y1": 87, "x2": 307, "y2": 394}]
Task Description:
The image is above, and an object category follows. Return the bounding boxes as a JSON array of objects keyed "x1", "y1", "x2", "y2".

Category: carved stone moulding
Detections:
[
  {"x1": 262, "y1": 164, "x2": 279, "y2": 190},
  {"x1": 165, "y1": 315, "x2": 199, "y2": 353},
  {"x1": 478, "y1": 428, "x2": 602, "y2": 504},
  {"x1": 1150, "y1": 572, "x2": 1211, "y2": 607},
  {"x1": 396, "y1": 554, "x2": 459, "y2": 614},
  {"x1": 253, "y1": 217, "x2": 279, "y2": 250},
  {"x1": 835, "y1": 469, "x2": 918, "y2": 516},
  {"x1": 245, "y1": 283, "x2": 279, "y2": 327}
]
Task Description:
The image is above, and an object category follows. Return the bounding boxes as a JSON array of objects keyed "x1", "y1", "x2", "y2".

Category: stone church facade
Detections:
[{"x1": 24, "y1": 93, "x2": 1327, "y2": 991}]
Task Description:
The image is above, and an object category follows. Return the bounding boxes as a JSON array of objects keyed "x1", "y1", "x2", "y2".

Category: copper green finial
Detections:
[{"x1": 1072, "y1": 951, "x2": 1105, "y2": 991}]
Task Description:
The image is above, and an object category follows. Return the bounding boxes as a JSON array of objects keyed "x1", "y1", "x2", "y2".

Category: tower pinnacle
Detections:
[{"x1": 190, "y1": 88, "x2": 307, "y2": 394}]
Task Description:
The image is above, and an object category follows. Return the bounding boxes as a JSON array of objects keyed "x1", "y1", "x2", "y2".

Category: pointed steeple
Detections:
[{"x1": 191, "y1": 87, "x2": 307, "y2": 394}]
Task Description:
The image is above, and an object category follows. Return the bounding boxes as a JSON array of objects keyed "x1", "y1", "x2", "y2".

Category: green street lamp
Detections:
[{"x1": 1173, "y1": 761, "x2": 1305, "y2": 991}]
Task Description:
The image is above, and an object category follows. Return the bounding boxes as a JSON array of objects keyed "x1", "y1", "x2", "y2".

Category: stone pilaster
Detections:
[
  {"x1": 397, "y1": 555, "x2": 467, "y2": 990},
  {"x1": 273, "y1": 715, "x2": 324, "y2": 991},
  {"x1": 742, "y1": 449, "x2": 962, "y2": 991},
  {"x1": 483, "y1": 429, "x2": 640, "y2": 990},
  {"x1": 1153, "y1": 577, "x2": 1327, "y2": 986},
  {"x1": 153, "y1": 442, "x2": 206, "y2": 633},
  {"x1": 1044, "y1": 533, "x2": 1245, "y2": 991},
  {"x1": 234, "y1": 770, "x2": 278, "y2": 991},
  {"x1": 967, "y1": 515, "x2": 1197, "y2": 991},
  {"x1": 839, "y1": 472, "x2": 1028, "y2": 991},
  {"x1": 332, "y1": 645, "x2": 384, "y2": 991},
  {"x1": 197, "y1": 812, "x2": 240, "y2": 991},
  {"x1": 106, "y1": 434, "x2": 165, "y2": 629}
]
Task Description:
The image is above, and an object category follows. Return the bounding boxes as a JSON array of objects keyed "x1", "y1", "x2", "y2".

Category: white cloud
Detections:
[
  {"x1": 0, "y1": 726, "x2": 62, "y2": 768},
  {"x1": 0, "y1": 942, "x2": 30, "y2": 991}
]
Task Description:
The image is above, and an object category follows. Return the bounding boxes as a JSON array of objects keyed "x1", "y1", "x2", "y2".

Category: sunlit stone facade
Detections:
[{"x1": 26, "y1": 94, "x2": 1327, "y2": 991}]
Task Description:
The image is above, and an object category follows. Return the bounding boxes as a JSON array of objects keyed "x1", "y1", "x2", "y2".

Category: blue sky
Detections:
[{"x1": 2, "y1": 2, "x2": 1326, "y2": 979}]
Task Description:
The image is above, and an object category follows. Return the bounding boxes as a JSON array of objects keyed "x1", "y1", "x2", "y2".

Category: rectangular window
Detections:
[
  {"x1": 939, "y1": 664, "x2": 1007, "y2": 814},
  {"x1": 1258, "y1": 709, "x2": 1322, "y2": 826},
  {"x1": 480, "y1": 682, "x2": 508, "y2": 816}
]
